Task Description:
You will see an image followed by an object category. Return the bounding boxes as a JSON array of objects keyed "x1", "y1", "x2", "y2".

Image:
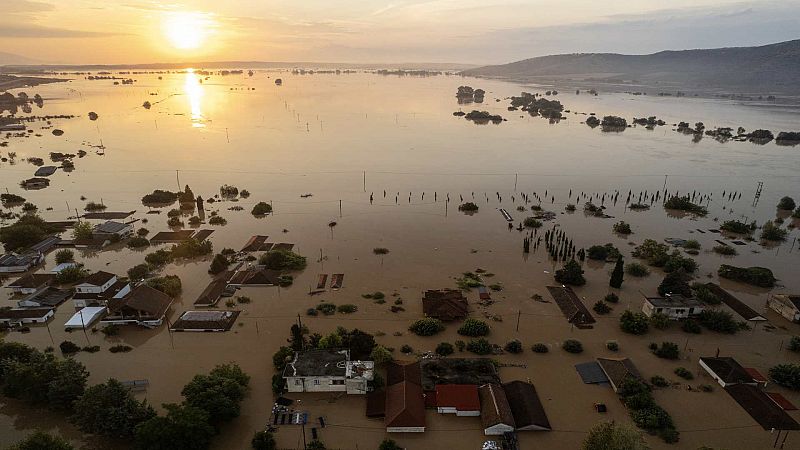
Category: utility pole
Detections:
[
  {"x1": 176, "y1": 170, "x2": 181, "y2": 191},
  {"x1": 339, "y1": 200, "x2": 342, "y2": 217},
  {"x1": 516, "y1": 310, "x2": 521, "y2": 332}
]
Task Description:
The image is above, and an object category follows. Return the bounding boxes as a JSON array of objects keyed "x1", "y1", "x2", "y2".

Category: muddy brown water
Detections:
[{"x1": 1, "y1": 71, "x2": 800, "y2": 450}]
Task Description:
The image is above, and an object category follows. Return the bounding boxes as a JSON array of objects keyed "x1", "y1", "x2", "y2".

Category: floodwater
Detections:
[{"x1": 1, "y1": 70, "x2": 800, "y2": 450}]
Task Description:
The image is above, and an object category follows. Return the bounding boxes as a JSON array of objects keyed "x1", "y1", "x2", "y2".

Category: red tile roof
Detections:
[
  {"x1": 744, "y1": 367, "x2": 768, "y2": 383},
  {"x1": 435, "y1": 384, "x2": 480, "y2": 411}
]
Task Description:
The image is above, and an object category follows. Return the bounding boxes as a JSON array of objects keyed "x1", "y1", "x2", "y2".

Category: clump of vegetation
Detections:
[
  {"x1": 788, "y1": 336, "x2": 800, "y2": 353},
  {"x1": 664, "y1": 195, "x2": 707, "y2": 216},
  {"x1": 674, "y1": 367, "x2": 693, "y2": 380},
  {"x1": 681, "y1": 320, "x2": 702, "y2": 334},
  {"x1": 208, "y1": 216, "x2": 227, "y2": 225},
  {"x1": 409, "y1": 317, "x2": 445, "y2": 336},
  {"x1": 504, "y1": 340, "x2": 523, "y2": 354},
  {"x1": 587, "y1": 243, "x2": 621, "y2": 261},
  {"x1": 0, "y1": 193, "x2": 26, "y2": 205},
  {"x1": 713, "y1": 245, "x2": 737, "y2": 255},
  {"x1": 613, "y1": 221, "x2": 632, "y2": 234},
  {"x1": 251, "y1": 202, "x2": 273, "y2": 215},
  {"x1": 146, "y1": 275, "x2": 182, "y2": 297},
  {"x1": 777, "y1": 196, "x2": 796, "y2": 210},
  {"x1": 373, "y1": 247, "x2": 390, "y2": 255},
  {"x1": 617, "y1": 377, "x2": 679, "y2": 443},
  {"x1": 456, "y1": 272, "x2": 483, "y2": 289},
  {"x1": 620, "y1": 310, "x2": 649, "y2": 335},
  {"x1": 718, "y1": 264, "x2": 776, "y2": 287},
  {"x1": 127, "y1": 236, "x2": 149, "y2": 248},
  {"x1": 606, "y1": 340, "x2": 619, "y2": 352},
  {"x1": 0, "y1": 214, "x2": 61, "y2": 251},
  {"x1": 649, "y1": 312, "x2": 671, "y2": 330},
  {"x1": 400, "y1": 345, "x2": 413, "y2": 354},
  {"x1": 761, "y1": 220, "x2": 787, "y2": 241},
  {"x1": 458, "y1": 202, "x2": 479, "y2": 212},
  {"x1": 465, "y1": 338, "x2": 492, "y2": 355},
  {"x1": 109, "y1": 345, "x2": 133, "y2": 353},
  {"x1": 55, "y1": 249, "x2": 74, "y2": 264},
  {"x1": 209, "y1": 253, "x2": 229, "y2": 274},
  {"x1": 259, "y1": 249, "x2": 306, "y2": 271},
  {"x1": 84, "y1": 201, "x2": 107, "y2": 212},
  {"x1": 315, "y1": 303, "x2": 337, "y2": 315},
  {"x1": 435, "y1": 342, "x2": 454, "y2": 356},
  {"x1": 127, "y1": 264, "x2": 149, "y2": 280},
  {"x1": 554, "y1": 260, "x2": 585, "y2": 286},
  {"x1": 170, "y1": 238, "x2": 212, "y2": 259},
  {"x1": 55, "y1": 266, "x2": 90, "y2": 284},
  {"x1": 769, "y1": 364, "x2": 800, "y2": 390},
  {"x1": 651, "y1": 376, "x2": 670, "y2": 387},
  {"x1": 60, "y1": 340, "x2": 81, "y2": 355},
  {"x1": 562, "y1": 339, "x2": 583, "y2": 354},
  {"x1": 625, "y1": 262, "x2": 650, "y2": 277},
  {"x1": 457, "y1": 318, "x2": 489, "y2": 337},
  {"x1": 593, "y1": 301, "x2": 611, "y2": 315},
  {"x1": 604, "y1": 293, "x2": 619, "y2": 303},
  {"x1": 532, "y1": 343, "x2": 549, "y2": 353},
  {"x1": 337, "y1": 304, "x2": 358, "y2": 314},
  {"x1": 650, "y1": 342, "x2": 680, "y2": 359},
  {"x1": 219, "y1": 184, "x2": 239, "y2": 198},
  {"x1": 697, "y1": 309, "x2": 741, "y2": 334},
  {"x1": 523, "y1": 217, "x2": 543, "y2": 228},
  {"x1": 236, "y1": 296, "x2": 251, "y2": 304},
  {"x1": 691, "y1": 283, "x2": 720, "y2": 304},
  {"x1": 141, "y1": 189, "x2": 178, "y2": 205},
  {"x1": 720, "y1": 220, "x2": 753, "y2": 234},
  {"x1": 658, "y1": 269, "x2": 692, "y2": 297}
]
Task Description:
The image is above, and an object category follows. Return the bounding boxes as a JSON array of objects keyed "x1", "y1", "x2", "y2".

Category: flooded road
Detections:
[{"x1": 1, "y1": 71, "x2": 799, "y2": 450}]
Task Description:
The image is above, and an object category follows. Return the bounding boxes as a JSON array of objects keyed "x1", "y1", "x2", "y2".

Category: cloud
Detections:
[
  {"x1": 2, "y1": 0, "x2": 54, "y2": 14},
  {"x1": 0, "y1": 23, "x2": 122, "y2": 38}
]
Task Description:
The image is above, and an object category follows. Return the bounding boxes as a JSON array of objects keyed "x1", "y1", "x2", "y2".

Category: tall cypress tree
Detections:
[{"x1": 610, "y1": 256, "x2": 624, "y2": 289}]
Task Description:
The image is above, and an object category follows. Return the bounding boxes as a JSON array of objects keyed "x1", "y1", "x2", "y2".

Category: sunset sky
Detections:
[{"x1": 1, "y1": 0, "x2": 799, "y2": 65}]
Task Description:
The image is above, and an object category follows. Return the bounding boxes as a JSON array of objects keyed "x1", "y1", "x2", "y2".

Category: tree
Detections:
[
  {"x1": 504, "y1": 340, "x2": 523, "y2": 354},
  {"x1": 55, "y1": 249, "x2": 74, "y2": 264},
  {"x1": 657, "y1": 269, "x2": 692, "y2": 297},
  {"x1": 436, "y1": 342, "x2": 454, "y2": 356},
  {"x1": 697, "y1": 310, "x2": 739, "y2": 334},
  {"x1": 562, "y1": 339, "x2": 583, "y2": 354},
  {"x1": 1, "y1": 351, "x2": 87, "y2": 410},
  {"x1": 55, "y1": 266, "x2": 89, "y2": 284},
  {"x1": 466, "y1": 338, "x2": 492, "y2": 355},
  {"x1": 251, "y1": 431, "x2": 276, "y2": 450},
  {"x1": 127, "y1": 264, "x2": 150, "y2": 280},
  {"x1": 610, "y1": 257, "x2": 624, "y2": 288},
  {"x1": 147, "y1": 275, "x2": 182, "y2": 297},
  {"x1": 209, "y1": 254, "x2": 229, "y2": 274},
  {"x1": 620, "y1": 311, "x2": 649, "y2": 335},
  {"x1": 306, "y1": 440, "x2": 326, "y2": 450},
  {"x1": 582, "y1": 421, "x2": 649, "y2": 450},
  {"x1": 370, "y1": 345, "x2": 393, "y2": 365},
  {"x1": 251, "y1": 202, "x2": 273, "y2": 215},
  {"x1": 259, "y1": 249, "x2": 306, "y2": 270},
  {"x1": 0, "y1": 215, "x2": 60, "y2": 251},
  {"x1": 777, "y1": 196, "x2": 796, "y2": 210},
  {"x1": 8, "y1": 432, "x2": 74, "y2": 450},
  {"x1": 379, "y1": 439, "x2": 403, "y2": 450},
  {"x1": 72, "y1": 221, "x2": 93, "y2": 241},
  {"x1": 457, "y1": 318, "x2": 490, "y2": 337},
  {"x1": 770, "y1": 364, "x2": 800, "y2": 390},
  {"x1": 134, "y1": 404, "x2": 214, "y2": 450},
  {"x1": 73, "y1": 379, "x2": 156, "y2": 438},
  {"x1": 181, "y1": 364, "x2": 249, "y2": 424},
  {"x1": 408, "y1": 317, "x2": 445, "y2": 336},
  {"x1": 554, "y1": 259, "x2": 586, "y2": 286}
]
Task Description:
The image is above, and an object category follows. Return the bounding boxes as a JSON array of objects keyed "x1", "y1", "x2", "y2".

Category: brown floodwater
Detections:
[{"x1": 1, "y1": 70, "x2": 800, "y2": 450}]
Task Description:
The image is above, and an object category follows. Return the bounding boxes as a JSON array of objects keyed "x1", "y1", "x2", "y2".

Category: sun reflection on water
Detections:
[{"x1": 184, "y1": 69, "x2": 205, "y2": 128}]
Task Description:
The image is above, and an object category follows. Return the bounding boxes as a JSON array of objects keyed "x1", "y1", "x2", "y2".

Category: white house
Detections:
[
  {"x1": 101, "y1": 285, "x2": 173, "y2": 328},
  {"x1": 64, "y1": 306, "x2": 107, "y2": 330},
  {"x1": 5, "y1": 273, "x2": 55, "y2": 295},
  {"x1": 642, "y1": 294, "x2": 704, "y2": 319},
  {"x1": 283, "y1": 349, "x2": 374, "y2": 395},
  {"x1": 92, "y1": 221, "x2": 133, "y2": 241},
  {"x1": 0, "y1": 252, "x2": 44, "y2": 273},
  {"x1": 479, "y1": 384, "x2": 516, "y2": 436},
  {"x1": 0, "y1": 308, "x2": 54, "y2": 327},
  {"x1": 699, "y1": 356, "x2": 757, "y2": 388},
  {"x1": 73, "y1": 271, "x2": 130, "y2": 309},
  {"x1": 767, "y1": 294, "x2": 800, "y2": 323}
]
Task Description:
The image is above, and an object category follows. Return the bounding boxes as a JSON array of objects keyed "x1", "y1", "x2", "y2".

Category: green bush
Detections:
[
  {"x1": 720, "y1": 220, "x2": 751, "y2": 234},
  {"x1": 604, "y1": 293, "x2": 619, "y2": 303},
  {"x1": 562, "y1": 339, "x2": 583, "y2": 354},
  {"x1": 681, "y1": 320, "x2": 702, "y2": 334},
  {"x1": 777, "y1": 196, "x2": 796, "y2": 210},
  {"x1": 337, "y1": 304, "x2": 358, "y2": 314},
  {"x1": 457, "y1": 318, "x2": 489, "y2": 337},
  {"x1": 651, "y1": 342, "x2": 680, "y2": 359},
  {"x1": 674, "y1": 367, "x2": 693, "y2": 380},
  {"x1": 435, "y1": 342, "x2": 454, "y2": 356},
  {"x1": 651, "y1": 376, "x2": 670, "y2": 387},
  {"x1": 606, "y1": 340, "x2": 619, "y2": 352},
  {"x1": 146, "y1": 275, "x2": 182, "y2": 298},
  {"x1": 55, "y1": 266, "x2": 89, "y2": 284},
  {"x1": 251, "y1": 202, "x2": 273, "y2": 215},
  {"x1": 664, "y1": 195, "x2": 707, "y2": 215},
  {"x1": 251, "y1": 430, "x2": 276, "y2": 450},
  {"x1": 554, "y1": 259, "x2": 585, "y2": 286},
  {"x1": 315, "y1": 303, "x2": 336, "y2": 315},
  {"x1": 532, "y1": 343, "x2": 549, "y2": 353},
  {"x1": 523, "y1": 217, "x2": 543, "y2": 228},
  {"x1": 788, "y1": 336, "x2": 800, "y2": 352},
  {"x1": 259, "y1": 249, "x2": 307, "y2": 271},
  {"x1": 466, "y1": 338, "x2": 492, "y2": 355},
  {"x1": 658, "y1": 269, "x2": 692, "y2": 297},
  {"x1": 718, "y1": 264, "x2": 776, "y2": 287},
  {"x1": 620, "y1": 310, "x2": 649, "y2": 335},
  {"x1": 504, "y1": 340, "x2": 523, "y2": 354},
  {"x1": 458, "y1": 202, "x2": 479, "y2": 212},
  {"x1": 613, "y1": 221, "x2": 632, "y2": 234},
  {"x1": 593, "y1": 301, "x2": 611, "y2": 314},
  {"x1": 54, "y1": 249, "x2": 74, "y2": 264},
  {"x1": 587, "y1": 243, "x2": 620, "y2": 261},
  {"x1": 713, "y1": 245, "x2": 737, "y2": 256},
  {"x1": 409, "y1": 317, "x2": 444, "y2": 336},
  {"x1": 761, "y1": 220, "x2": 787, "y2": 241},
  {"x1": 769, "y1": 364, "x2": 800, "y2": 390},
  {"x1": 127, "y1": 236, "x2": 149, "y2": 248},
  {"x1": 127, "y1": 264, "x2": 149, "y2": 280},
  {"x1": 650, "y1": 312, "x2": 671, "y2": 330},
  {"x1": 697, "y1": 309, "x2": 740, "y2": 334}
]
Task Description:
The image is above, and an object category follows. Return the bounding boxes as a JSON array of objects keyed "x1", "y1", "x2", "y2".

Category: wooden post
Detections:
[{"x1": 516, "y1": 310, "x2": 521, "y2": 332}]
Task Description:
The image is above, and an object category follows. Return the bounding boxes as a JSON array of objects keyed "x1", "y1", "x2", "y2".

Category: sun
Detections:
[{"x1": 162, "y1": 12, "x2": 214, "y2": 50}]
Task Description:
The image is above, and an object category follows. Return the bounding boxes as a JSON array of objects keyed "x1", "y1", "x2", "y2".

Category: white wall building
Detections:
[
  {"x1": 283, "y1": 349, "x2": 373, "y2": 395},
  {"x1": 641, "y1": 294, "x2": 704, "y2": 319}
]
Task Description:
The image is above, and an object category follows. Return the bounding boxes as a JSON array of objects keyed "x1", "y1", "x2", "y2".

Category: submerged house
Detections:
[
  {"x1": 283, "y1": 349, "x2": 374, "y2": 395},
  {"x1": 5, "y1": 273, "x2": 56, "y2": 295},
  {"x1": 767, "y1": 294, "x2": 800, "y2": 323},
  {"x1": 596, "y1": 357, "x2": 643, "y2": 393},
  {"x1": 102, "y1": 285, "x2": 173, "y2": 328},
  {"x1": 17, "y1": 287, "x2": 72, "y2": 308},
  {"x1": 0, "y1": 308, "x2": 54, "y2": 327},
  {"x1": 91, "y1": 221, "x2": 133, "y2": 241},
  {"x1": 641, "y1": 293, "x2": 704, "y2": 319},
  {"x1": 479, "y1": 383, "x2": 515, "y2": 435},
  {"x1": 73, "y1": 271, "x2": 130, "y2": 308},
  {"x1": 384, "y1": 361, "x2": 426, "y2": 433},
  {"x1": 422, "y1": 289, "x2": 469, "y2": 321},
  {"x1": 699, "y1": 356, "x2": 758, "y2": 388},
  {"x1": 0, "y1": 252, "x2": 44, "y2": 273},
  {"x1": 434, "y1": 384, "x2": 480, "y2": 416}
]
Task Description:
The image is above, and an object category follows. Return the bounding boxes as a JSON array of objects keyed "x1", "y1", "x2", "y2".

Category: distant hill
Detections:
[
  {"x1": 0, "y1": 52, "x2": 38, "y2": 66},
  {"x1": 463, "y1": 40, "x2": 800, "y2": 94}
]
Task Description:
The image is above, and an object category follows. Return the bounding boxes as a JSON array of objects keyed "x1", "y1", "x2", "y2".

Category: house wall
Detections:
[
  {"x1": 345, "y1": 378, "x2": 368, "y2": 395},
  {"x1": 484, "y1": 423, "x2": 515, "y2": 435},
  {"x1": 642, "y1": 302, "x2": 703, "y2": 319},
  {"x1": 436, "y1": 407, "x2": 479, "y2": 416},
  {"x1": 285, "y1": 376, "x2": 347, "y2": 393},
  {"x1": 76, "y1": 277, "x2": 117, "y2": 294},
  {"x1": 386, "y1": 427, "x2": 425, "y2": 433},
  {"x1": 0, "y1": 265, "x2": 31, "y2": 273},
  {"x1": 0, "y1": 311, "x2": 55, "y2": 326},
  {"x1": 767, "y1": 298, "x2": 800, "y2": 323}
]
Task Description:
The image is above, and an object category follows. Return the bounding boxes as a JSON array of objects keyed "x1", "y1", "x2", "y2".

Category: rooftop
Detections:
[
  {"x1": 420, "y1": 358, "x2": 500, "y2": 392},
  {"x1": 0, "y1": 252, "x2": 40, "y2": 268},
  {"x1": 644, "y1": 293, "x2": 704, "y2": 308},
  {"x1": 771, "y1": 294, "x2": 800, "y2": 311},
  {"x1": 435, "y1": 384, "x2": 480, "y2": 411},
  {"x1": 725, "y1": 384, "x2": 800, "y2": 430},
  {"x1": 597, "y1": 357, "x2": 643, "y2": 391},
  {"x1": 93, "y1": 221, "x2": 130, "y2": 234},
  {"x1": 7, "y1": 273, "x2": 55, "y2": 289},
  {"x1": 0, "y1": 308, "x2": 54, "y2": 320},
  {"x1": 19, "y1": 287, "x2": 72, "y2": 307},
  {"x1": 503, "y1": 381, "x2": 551, "y2": 431},
  {"x1": 385, "y1": 381, "x2": 426, "y2": 429},
  {"x1": 700, "y1": 356, "x2": 755, "y2": 385},
  {"x1": 479, "y1": 383, "x2": 515, "y2": 429},
  {"x1": 79, "y1": 271, "x2": 117, "y2": 287},
  {"x1": 107, "y1": 285, "x2": 172, "y2": 317},
  {"x1": 422, "y1": 289, "x2": 469, "y2": 321},
  {"x1": 170, "y1": 310, "x2": 240, "y2": 331},
  {"x1": 283, "y1": 349, "x2": 349, "y2": 378}
]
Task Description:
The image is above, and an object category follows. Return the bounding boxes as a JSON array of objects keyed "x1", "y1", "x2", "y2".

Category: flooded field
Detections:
[{"x1": 1, "y1": 70, "x2": 800, "y2": 450}]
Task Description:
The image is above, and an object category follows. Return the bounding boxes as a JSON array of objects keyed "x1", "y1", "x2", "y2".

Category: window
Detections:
[
  {"x1": 294, "y1": 379, "x2": 302, "y2": 385},
  {"x1": 331, "y1": 379, "x2": 345, "y2": 385},
  {"x1": 313, "y1": 379, "x2": 320, "y2": 385}
]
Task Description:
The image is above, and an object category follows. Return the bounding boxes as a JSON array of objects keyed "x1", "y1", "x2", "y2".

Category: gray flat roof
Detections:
[
  {"x1": 644, "y1": 293, "x2": 703, "y2": 308},
  {"x1": 283, "y1": 349, "x2": 348, "y2": 378}
]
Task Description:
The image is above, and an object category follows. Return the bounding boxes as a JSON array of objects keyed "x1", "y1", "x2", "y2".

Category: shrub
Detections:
[
  {"x1": 137, "y1": 228, "x2": 149, "y2": 237},
  {"x1": 658, "y1": 269, "x2": 692, "y2": 297},
  {"x1": 587, "y1": 243, "x2": 619, "y2": 261},
  {"x1": 650, "y1": 312, "x2": 670, "y2": 330},
  {"x1": 259, "y1": 249, "x2": 306, "y2": 271},
  {"x1": 145, "y1": 249, "x2": 172, "y2": 267},
  {"x1": 554, "y1": 259, "x2": 585, "y2": 286},
  {"x1": 625, "y1": 262, "x2": 650, "y2": 278},
  {"x1": 400, "y1": 344, "x2": 413, "y2": 354},
  {"x1": 788, "y1": 336, "x2": 800, "y2": 352},
  {"x1": 7, "y1": 432, "x2": 75, "y2": 450},
  {"x1": 456, "y1": 272, "x2": 483, "y2": 289},
  {"x1": 126, "y1": 236, "x2": 149, "y2": 248},
  {"x1": 674, "y1": 367, "x2": 693, "y2": 380},
  {"x1": 613, "y1": 221, "x2": 632, "y2": 234},
  {"x1": 147, "y1": 275, "x2": 182, "y2": 297},
  {"x1": 664, "y1": 195, "x2": 707, "y2": 215},
  {"x1": 167, "y1": 216, "x2": 183, "y2": 227},
  {"x1": 379, "y1": 439, "x2": 403, "y2": 450},
  {"x1": 455, "y1": 340, "x2": 466, "y2": 352},
  {"x1": 315, "y1": 303, "x2": 336, "y2": 315},
  {"x1": 504, "y1": 340, "x2": 523, "y2": 354},
  {"x1": 458, "y1": 202, "x2": 479, "y2": 212},
  {"x1": 209, "y1": 253, "x2": 229, "y2": 274},
  {"x1": 532, "y1": 343, "x2": 549, "y2": 353},
  {"x1": 651, "y1": 342, "x2": 680, "y2": 359},
  {"x1": 523, "y1": 217, "x2": 543, "y2": 228},
  {"x1": 466, "y1": 338, "x2": 492, "y2": 355},
  {"x1": 59, "y1": 340, "x2": 81, "y2": 355},
  {"x1": 54, "y1": 249, "x2": 74, "y2": 264},
  {"x1": 141, "y1": 189, "x2": 178, "y2": 205},
  {"x1": 713, "y1": 245, "x2": 737, "y2": 255},
  {"x1": 251, "y1": 430, "x2": 276, "y2": 450},
  {"x1": 236, "y1": 296, "x2": 251, "y2": 304},
  {"x1": 697, "y1": 309, "x2": 739, "y2": 334},
  {"x1": 620, "y1": 310, "x2": 649, "y2": 335},
  {"x1": 435, "y1": 342, "x2": 454, "y2": 356},
  {"x1": 337, "y1": 304, "x2": 358, "y2": 314},
  {"x1": 109, "y1": 345, "x2": 132, "y2": 353},
  {"x1": 651, "y1": 376, "x2": 670, "y2": 387},
  {"x1": 370, "y1": 346, "x2": 393, "y2": 365},
  {"x1": 606, "y1": 340, "x2": 619, "y2": 352},
  {"x1": 457, "y1": 318, "x2": 489, "y2": 337},
  {"x1": 55, "y1": 266, "x2": 89, "y2": 284},
  {"x1": 684, "y1": 240, "x2": 701, "y2": 250},
  {"x1": 251, "y1": 202, "x2": 273, "y2": 215},
  {"x1": 127, "y1": 264, "x2": 149, "y2": 280},
  {"x1": 593, "y1": 301, "x2": 611, "y2": 314},
  {"x1": 209, "y1": 216, "x2": 227, "y2": 225},
  {"x1": 562, "y1": 339, "x2": 583, "y2": 354},
  {"x1": 769, "y1": 364, "x2": 800, "y2": 390},
  {"x1": 681, "y1": 320, "x2": 702, "y2": 334},
  {"x1": 373, "y1": 247, "x2": 390, "y2": 255},
  {"x1": 718, "y1": 264, "x2": 775, "y2": 287},
  {"x1": 761, "y1": 220, "x2": 787, "y2": 241},
  {"x1": 170, "y1": 238, "x2": 213, "y2": 259},
  {"x1": 720, "y1": 220, "x2": 751, "y2": 234},
  {"x1": 778, "y1": 196, "x2": 796, "y2": 210},
  {"x1": 101, "y1": 324, "x2": 120, "y2": 336},
  {"x1": 409, "y1": 318, "x2": 444, "y2": 336}
]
